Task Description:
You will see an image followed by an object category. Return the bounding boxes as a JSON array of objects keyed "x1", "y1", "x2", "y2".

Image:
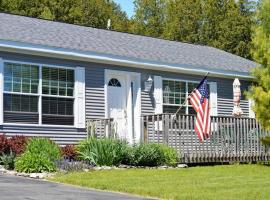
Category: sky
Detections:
[{"x1": 114, "y1": 0, "x2": 134, "y2": 18}]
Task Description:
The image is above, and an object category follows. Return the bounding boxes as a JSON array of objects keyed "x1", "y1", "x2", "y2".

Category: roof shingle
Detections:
[{"x1": 0, "y1": 13, "x2": 256, "y2": 74}]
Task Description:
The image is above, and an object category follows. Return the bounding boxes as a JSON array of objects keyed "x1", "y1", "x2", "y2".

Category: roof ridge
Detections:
[{"x1": 0, "y1": 11, "x2": 210, "y2": 48}]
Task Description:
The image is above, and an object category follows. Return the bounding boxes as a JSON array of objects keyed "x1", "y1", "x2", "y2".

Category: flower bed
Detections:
[{"x1": 0, "y1": 134, "x2": 182, "y2": 179}]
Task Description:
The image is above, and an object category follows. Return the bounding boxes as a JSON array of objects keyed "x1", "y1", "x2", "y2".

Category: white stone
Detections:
[
  {"x1": 158, "y1": 165, "x2": 168, "y2": 169},
  {"x1": 6, "y1": 170, "x2": 17, "y2": 175},
  {"x1": 38, "y1": 173, "x2": 48, "y2": 179},
  {"x1": 83, "y1": 169, "x2": 89, "y2": 172},
  {"x1": 177, "y1": 164, "x2": 188, "y2": 168},
  {"x1": 30, "y1": 173, "x2": 39, "y2": 179},
  {"x1": 17, "y1": 172, "x2": 29, "y2": 177},
  {"x1": 102, "y1": 166, "x2": 112, "y2": 170},
  {"x1": 93, "y1": 166, "x2": 102, "y2": 171}
]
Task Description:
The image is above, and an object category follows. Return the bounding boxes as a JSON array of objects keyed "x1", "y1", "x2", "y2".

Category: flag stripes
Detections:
[{"x1": 189, "y1": 78, "x2": 211, "y2": 141}]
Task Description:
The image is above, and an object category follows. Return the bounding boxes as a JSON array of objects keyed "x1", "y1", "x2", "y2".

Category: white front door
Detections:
[
  {"x1": 107, "y1": 75, "x2": 128, "y2": 139},
  {"x1": 105, "y1": 70, "x2": 141, "y2": 144}
]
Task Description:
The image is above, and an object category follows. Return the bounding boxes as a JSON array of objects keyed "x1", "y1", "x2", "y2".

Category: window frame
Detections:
[
  {"x1": 162, "y1": 78, "x2": 210, "y2": 115},
  {"x1": 3, "y1": 60, "x2": 76, "y2": 127}
]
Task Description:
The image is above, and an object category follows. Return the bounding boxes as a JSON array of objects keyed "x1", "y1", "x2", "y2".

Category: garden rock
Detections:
[
  {"x1": 17, "y1": 172, "x2": 29, "y2": 177},
  {"x1": 0, "y1": 165, "x2": 7, "y2": 173},
  {"x1": 101, "y1": 166, "x2": 112, "y2": 170},
  {"x1": 6, "y1": 170, "x2": 17, "y2": 176},
  {"x1": 177, "y1": 164, "x2": 188, "y2": 168}
]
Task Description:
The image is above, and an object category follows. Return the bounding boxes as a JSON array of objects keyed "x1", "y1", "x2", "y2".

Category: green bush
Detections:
[
  {"x1": 131, "y1": 143, "x2": 178, "y2": 167},
  {"x1": 24, "y1": 138, "x2": 61, "y2": 161},
  {"x1": 15, "y1": 138, "x2": 61, "y2": 173},
  {"x1": 15, "y1": 152, "x2": 56, "y2": 173},
  {"x1": 0, "y1": 151, "x2": 16, "y2": 170},
  {"x1": 77, "y1": 137, "x2": 130, "y2": 166}
]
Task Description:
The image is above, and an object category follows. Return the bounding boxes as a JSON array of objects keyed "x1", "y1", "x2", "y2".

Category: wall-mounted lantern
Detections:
[
  {"x1": 144, "y1": 76, "x2": 153, "y2": 93},
  {"x1": 232, "y1": 78, "x2": 243, "y2": 117}
]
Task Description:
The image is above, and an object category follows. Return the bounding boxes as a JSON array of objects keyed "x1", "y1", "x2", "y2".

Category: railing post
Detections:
[{"x1": 164, "y1": 114, "x2": 169, "y2": 145}]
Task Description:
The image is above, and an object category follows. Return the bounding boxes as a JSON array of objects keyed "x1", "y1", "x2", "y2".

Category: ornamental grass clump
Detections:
[
  {"x1": 15, "y1": 138, "x2": 61, "y2": 173},
  {"x1": 77, "y1": 137, "x2": 130, "y2": 166}
]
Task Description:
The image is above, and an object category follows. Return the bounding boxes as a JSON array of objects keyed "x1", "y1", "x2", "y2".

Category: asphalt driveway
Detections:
[{"x1": 0, "y1": 174, "x2": 149, "y2": 200}]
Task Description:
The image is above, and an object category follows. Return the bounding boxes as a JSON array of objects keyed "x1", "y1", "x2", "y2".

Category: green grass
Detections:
[{"x1": 49, "y1": 164, "x2": 270, "y2": 200}]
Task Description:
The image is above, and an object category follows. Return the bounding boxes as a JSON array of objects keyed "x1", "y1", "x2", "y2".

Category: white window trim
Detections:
[
  {"x1": 162, "y1": 78, "x2": 215, "y2": 115},
  {"x1": 2, "y1": 59, "x2": 79, "y2": 128}
]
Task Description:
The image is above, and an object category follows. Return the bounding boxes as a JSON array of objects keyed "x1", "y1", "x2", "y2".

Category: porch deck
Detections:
[{"x1": 86, "y1": 114, "x2": 270, "y2": 164}]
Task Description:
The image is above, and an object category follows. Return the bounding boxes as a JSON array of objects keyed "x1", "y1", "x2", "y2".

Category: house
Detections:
[{"x1": 0, "y1": 13, "x2": 256, "y2": 145}]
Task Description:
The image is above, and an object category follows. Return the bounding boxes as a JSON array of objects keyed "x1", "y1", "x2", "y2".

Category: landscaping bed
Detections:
[{"x1": 0, "y1": 134, "x2": 180, "y2": 178}]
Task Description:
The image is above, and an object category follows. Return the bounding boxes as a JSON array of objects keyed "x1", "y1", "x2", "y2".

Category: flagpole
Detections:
[{"x1": 173, "y1": 72, "x2": 210, "y2": 118}]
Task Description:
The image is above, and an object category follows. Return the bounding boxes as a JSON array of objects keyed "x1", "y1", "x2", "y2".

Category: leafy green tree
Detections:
[
  {"x1": 131, "y1": 0, "x2": 166, "y2": 37},
  {"x1": 0, "y1": 0, "x2": 129, "y2": 32},
  {"x1": 163, "y1": 0, "x2": 202, "y2": 43},
  {"x1": 247, "y1": 0, "x2": 270, "y2": 130}
]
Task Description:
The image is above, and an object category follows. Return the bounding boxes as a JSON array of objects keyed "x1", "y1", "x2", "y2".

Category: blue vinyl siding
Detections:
[{"x1": 0, "y1": 51, "x2": 252, "y2": 144}]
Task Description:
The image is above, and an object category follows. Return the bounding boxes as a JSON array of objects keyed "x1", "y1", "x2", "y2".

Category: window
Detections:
[
  {"x1": 3, "y1": 62, "x2": 75, "y2": 126},
  {"x1": 108, "y1": 78, "x2": 121, "y2": 87},
  {"x1": 41, "y1": 67, "x2": 74, "y2": 125},
  {"x1": 163, "y1": 80, "x2": 199, "y2": 114},
  {"x1": 4, "y1": 63, "x2": 39, "y2": 124}
]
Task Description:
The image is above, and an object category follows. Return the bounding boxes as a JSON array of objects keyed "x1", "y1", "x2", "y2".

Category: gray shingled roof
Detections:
[{"x1": 0, "y1": 13, "x2": 256, "y2": 74}]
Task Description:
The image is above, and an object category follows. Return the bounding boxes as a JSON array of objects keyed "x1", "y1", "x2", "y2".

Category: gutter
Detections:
[{"x1": 0, "y1": 40, "x2": 254, "y2": 80}]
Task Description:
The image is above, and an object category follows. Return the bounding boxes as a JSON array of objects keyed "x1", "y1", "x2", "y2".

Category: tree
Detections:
[
  {"x1": 199, "y1": 0, "x2": 255, "y2": 59},
  {"x1": 163, "y1": 0, "x2": 202, "y2": 43},
  {"x1": 131, "y1": 0, "x2": 166, "y2": 38},
  {"x1": 247, "y1": 0, "x2": 270, "y2": 130},
  {"x1": 0, "y1": 0, "x2": 129, "y2": 32}
]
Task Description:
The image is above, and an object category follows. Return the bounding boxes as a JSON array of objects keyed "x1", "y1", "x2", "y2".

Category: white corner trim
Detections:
[
  {"x1": 0, "y1": 57, "x2": 3, "y2": 125},
  {"x1": 0, "y1": 40, "x2": 254, "y2": 80}
]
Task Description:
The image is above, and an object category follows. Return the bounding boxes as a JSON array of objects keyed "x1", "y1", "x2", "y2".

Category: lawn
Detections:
[{"x1": 49, "y1": 164, "x2": 270, "y2": 200}]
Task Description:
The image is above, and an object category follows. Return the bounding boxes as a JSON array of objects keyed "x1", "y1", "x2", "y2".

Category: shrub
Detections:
[
  {"x1": 131, "y1": 143, "x2": 178, "y2": 167},
  {"x1": 158, "y1": 144, "x2": 179, "y2": 167},
  {"x1": 15, "y1": 138, "x2": 61, "y2": 173},
  {"x1": 8, "y1": 135, "x2": 28, "y2": 155},
  {"x1": 261, "y1": 136, "x2": 270, "y2": 147},
  {"x1": 0, "y1": 151, "x2": 15, "y2": 170},
  {"x1": 0, "y1": 134, "x2": 9, "y2": 154},
  {"x1": 25, "y1": 138, "x2": 61, "y2": 161},
  {"x1": 77, "y1": 137, "x2": 130, "y2": 166},
  {"x1": 15, "y1": 152, "x2": 56, "y2": 173},
  {"x1": 61, "y1": 145, "x2": 78, "y2": 161}
]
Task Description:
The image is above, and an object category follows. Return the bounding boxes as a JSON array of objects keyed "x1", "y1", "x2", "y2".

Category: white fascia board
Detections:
[{"x1": 0, "y1": 40, "x2": 254, "y2": 80}]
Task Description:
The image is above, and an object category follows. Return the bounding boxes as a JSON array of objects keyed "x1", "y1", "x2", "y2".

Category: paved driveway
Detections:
[{"x1": 0, "y1": 174, "x2": 149, "y2": 200}]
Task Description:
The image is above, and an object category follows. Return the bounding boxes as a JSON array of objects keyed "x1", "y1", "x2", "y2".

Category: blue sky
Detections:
[{"x1": 114, "y1": 0, "x2": 134, "y2": 18}]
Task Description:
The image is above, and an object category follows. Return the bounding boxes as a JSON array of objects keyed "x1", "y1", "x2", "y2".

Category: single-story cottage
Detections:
[{"x1": 0, "y1": 13, "x2": 256, "y2": 145}]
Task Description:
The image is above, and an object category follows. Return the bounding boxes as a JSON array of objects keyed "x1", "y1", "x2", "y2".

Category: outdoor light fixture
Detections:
[{"x1": 144, "y1": 75, "x2": 153, "y2": 92}]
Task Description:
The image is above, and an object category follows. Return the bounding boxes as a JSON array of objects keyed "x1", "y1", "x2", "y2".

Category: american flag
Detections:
[{"x1": 189, "y1": 77, "x2": 211, "y2": 142}]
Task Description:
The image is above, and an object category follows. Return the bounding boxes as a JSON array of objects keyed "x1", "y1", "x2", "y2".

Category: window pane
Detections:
[
  {"x1": 30, "y1": 96, "x2": 38, "y2": 112},
  {"x1": 22, "y1": 78, "x2": 30, "y2": 93},
  {"x1": 42, "y1": 67, "x2": 74, "y2": 97},
  {"x1": 42, "y1": 67, "x2": 50, "y2": 94},
  {"x1": 4, "y1": 77, "x2": 12, "y2": 91},
  {"x1": 21, "y1": 95, "x2": 30, "y2": 112},
  {"x1": 42, "y1": 97, "x2": 74, "y2": 125},
  {"x1": 4, "y1": 94, "x2": 11, "y2": 111},
  {"x1": 4, "y1": 94, "x2": 39, "y2": 124},
  {"x1": 4, "y1": 63, "x2": 39, "y2": 94},
  {"x1": 12, "y1": 95, "x2": 21, "y2": 111}
]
